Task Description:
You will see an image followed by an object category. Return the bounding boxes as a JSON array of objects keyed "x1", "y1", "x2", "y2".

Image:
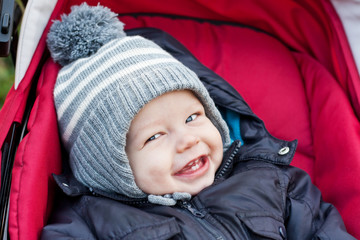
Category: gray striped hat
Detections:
[{"x1": 47, "y1": 3, "x2": 230, "y2": 199}]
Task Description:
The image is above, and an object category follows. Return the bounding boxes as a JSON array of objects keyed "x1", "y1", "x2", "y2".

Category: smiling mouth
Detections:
[{"x1": 175, "y1": 156, "x2": 208, "y2": 176}]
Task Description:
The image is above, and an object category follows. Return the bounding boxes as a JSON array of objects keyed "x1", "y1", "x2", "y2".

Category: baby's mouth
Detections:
[{"x1": 175, "y1": 156, "x2": 207, "y2": 175}]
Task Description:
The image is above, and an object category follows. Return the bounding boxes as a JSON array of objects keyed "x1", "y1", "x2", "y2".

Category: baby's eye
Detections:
[
  {"x1": 146, "y1": 133, "x2": 161, "y2": 143},
  {"x1": 186, "y1": 113, "x2": 198, "y2": 123}
]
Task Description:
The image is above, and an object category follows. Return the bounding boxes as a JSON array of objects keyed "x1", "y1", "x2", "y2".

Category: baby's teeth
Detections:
[
  {"x1": 191, "y1": 163, "x2": 200, "y2": 171},
  {"x1": 188, "y1": 159, "x2": 199, "y2": 167}
]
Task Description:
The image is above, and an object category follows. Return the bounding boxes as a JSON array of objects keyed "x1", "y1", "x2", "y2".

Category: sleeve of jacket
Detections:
[
  {"x1": 284, "y1": 166, "x2": 356, "y2": 240},
  {"x1": 41, "y1": 196, "x2": 97, "y2": 240}
]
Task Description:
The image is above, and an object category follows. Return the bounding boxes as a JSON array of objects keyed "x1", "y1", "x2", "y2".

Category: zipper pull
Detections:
[{"x1": 180, "y1": 201, "x2": 205, "y2": 218}]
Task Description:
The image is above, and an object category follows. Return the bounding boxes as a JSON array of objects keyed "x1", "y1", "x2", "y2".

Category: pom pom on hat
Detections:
[{"x1": 47, "y1": 3, "x2": 126, "y2": 66}]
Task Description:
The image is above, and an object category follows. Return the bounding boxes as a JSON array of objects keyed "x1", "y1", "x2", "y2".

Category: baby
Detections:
[{"x1": 42, "y1": 3, "x2": 355, "y2": 239}]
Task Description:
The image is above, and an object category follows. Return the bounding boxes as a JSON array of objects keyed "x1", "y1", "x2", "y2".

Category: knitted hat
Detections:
[{"x1": 47, "y1": 3, "x2": 230, "y2": 199}]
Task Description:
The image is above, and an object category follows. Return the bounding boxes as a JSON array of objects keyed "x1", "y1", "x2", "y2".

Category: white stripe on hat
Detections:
[
  {"x1": 55, "y1": 47, "x2": 172, "y2": 119},
  {"x1": 62, "y1": 57, "x2": 180, "y2": 142},
  {"x1": 56, "y1": 36, "x2": 135, "y2": 80}
]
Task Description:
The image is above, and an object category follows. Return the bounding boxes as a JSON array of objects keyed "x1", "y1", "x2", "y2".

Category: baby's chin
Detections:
[{"x1": 178, "y1": 176, "x2": 216, "y2": 196}]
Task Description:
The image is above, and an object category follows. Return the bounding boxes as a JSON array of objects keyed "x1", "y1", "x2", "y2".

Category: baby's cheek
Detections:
[
  {"x1": 142, "y1": 166, "x2": 168, "y2": 184},
  {"x1": 148, "y1": 167, "x2": 167, "y2": 178},
  {"x1": 138, "y1": 168, "x2": 172, "y2": 195},
  {"x1": 212, "y1": 139, "x2": 224, "y2": 170}
]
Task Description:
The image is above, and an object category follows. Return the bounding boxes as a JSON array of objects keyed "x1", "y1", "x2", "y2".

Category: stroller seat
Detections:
[{"x1": 1, "y1": 0, "x2": 360, "y2": 239}]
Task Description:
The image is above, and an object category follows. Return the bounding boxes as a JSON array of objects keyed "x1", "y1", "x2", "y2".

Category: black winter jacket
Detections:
[{"x1": 41, "y1": 28, "x2": 355, "y2": 240}]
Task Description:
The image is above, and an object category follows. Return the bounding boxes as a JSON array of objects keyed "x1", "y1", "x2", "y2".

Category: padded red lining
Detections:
[
  {"x1": 8, "y1": 61, "x2": 62, "y2": 240},
  {"x1": 296, "y1": 52, "x2": 360, "y2": 231}
]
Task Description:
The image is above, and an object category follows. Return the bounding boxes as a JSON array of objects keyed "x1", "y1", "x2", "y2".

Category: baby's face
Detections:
[{"x1": 126, "y1": 90, "x2": 223, "y2": 196}]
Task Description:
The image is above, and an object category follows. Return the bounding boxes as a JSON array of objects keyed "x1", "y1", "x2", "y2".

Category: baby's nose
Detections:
[{"x1": 176, "y1": 134, "x2": 200, "y2": 153}]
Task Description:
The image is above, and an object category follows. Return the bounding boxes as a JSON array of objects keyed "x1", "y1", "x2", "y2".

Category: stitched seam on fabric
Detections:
[
  {"x1": 44, "y1": 229, "x2": 90, "y2": 239},
  {"x1": 286, "y1": 168, "x2": 318, "y2": 226},
  {"x1": 288, "y1": 193, "x2": 316, "y2": 234},
  {"x1": 16, "y1": 131, "x2": 30, "y2": 239},
  {"x1": 0, "y1": 90, "x2": 17, "y2": 141},
  {"x1": 28, "y1": 95, "x2": 40, "y2": 129},
  {"x1": 121, "y1": 218, "x2": 178, "y2": 239},
  {"x1": 237, "y1": 155, "x2": 291, "y2": 166},
  {"x1": 292, "y1": 53, "x2": 316, "y2": 163},
  {"x1": 316, "y1": 227, "x2": 331, "y2": 240},
  {"x1": 76, "y1": 197, "x2": 88, "y2": 214},
  {"x1": 241, "y1": 162, "x2": 281, "y2": 173},
  {"x1": 234, "y1": 162, "x2": 282, "y2": 180},
  {"x1": 276, "y1": 168, "x2": 287, "y2": 216},
  {"x1": 76, "y1": 197, "x2": 98, "y2": 237},
  {"x1": 16, "y1": 91, "x2": 42, "y2": 239},
  {"x1": 236, "y1": 212, "x2": 285, "y2": 238},
  {"x1": 211, "y1": 214, "x2": 238, "y2": 239},
  {"x1": 315, "y1": 205, "x2": 334, "y2": 239}
]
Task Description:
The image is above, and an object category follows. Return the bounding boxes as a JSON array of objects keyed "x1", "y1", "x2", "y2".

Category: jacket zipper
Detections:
[
  {"x1": 178, "y1": 200, "x2": 226, "y2": 240},
  {"x1": 179, "y1": 200, "x2": 205, "y2": 218},
  {"x1": 215, "y1": 141, "x2": 241, "y2": 180}
]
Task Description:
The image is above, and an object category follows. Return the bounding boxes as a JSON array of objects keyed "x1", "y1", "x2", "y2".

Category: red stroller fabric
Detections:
[{"x1": 0, "y1": 0, "x2": 359, "y2": 239}]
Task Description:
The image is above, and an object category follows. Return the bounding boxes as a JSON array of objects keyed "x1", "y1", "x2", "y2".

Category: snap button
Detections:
[
  {"x1": 279, "y1": 226, "x2": 286, "y2": 239},
  {"x1": 278, "y1": 147, "x2": 290, "y2": 156},
  {"x1": 62, "y1": 183, "x2": 69, "y2": 187},
  {"x1": 164, "y1": 194, "x2": 172, "y2": 198}
]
